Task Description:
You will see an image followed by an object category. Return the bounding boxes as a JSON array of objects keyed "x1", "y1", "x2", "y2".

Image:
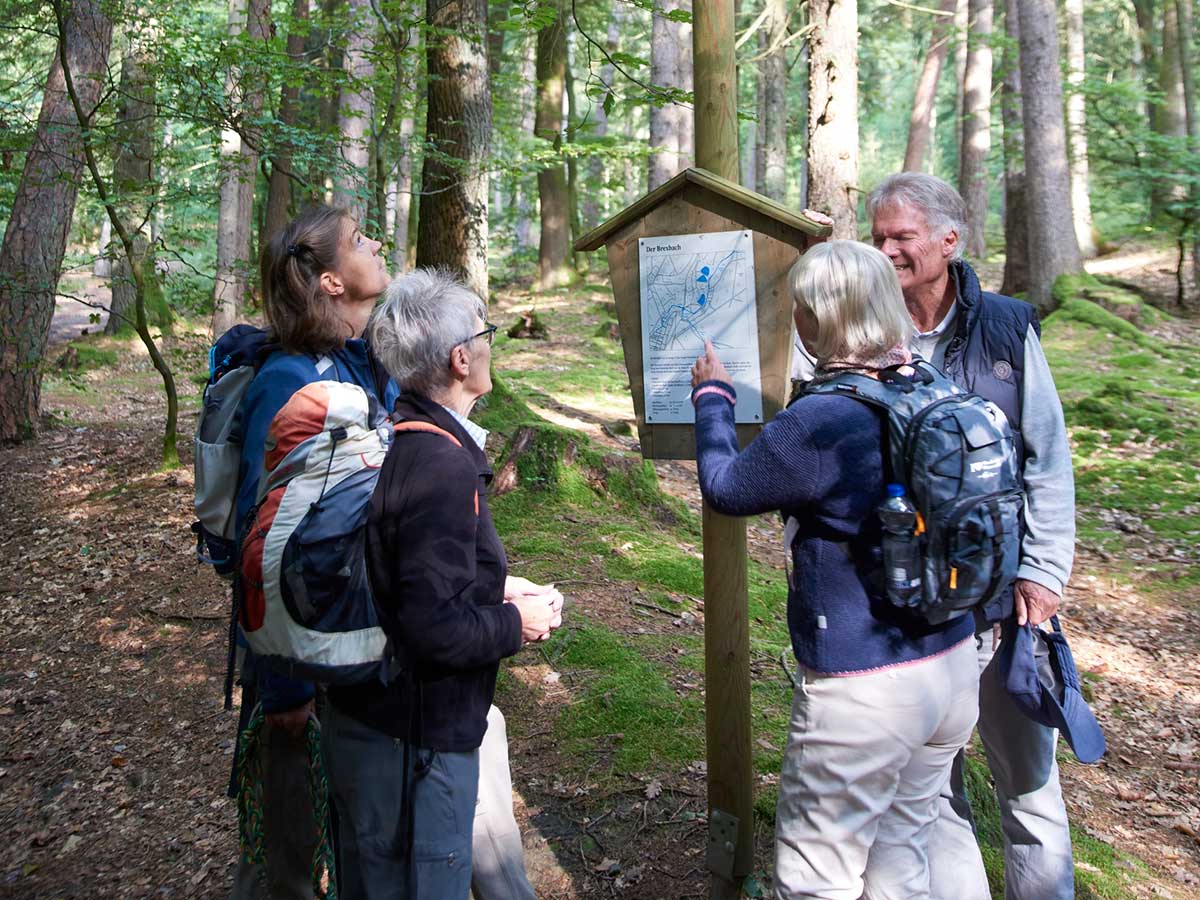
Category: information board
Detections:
[{"x1": 637, "y1": 230, "x2": 764, "y2": 424}]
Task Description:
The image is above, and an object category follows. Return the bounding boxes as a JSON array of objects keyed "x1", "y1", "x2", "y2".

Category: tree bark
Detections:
[
  {"x1": 416, "y1": 0, "x2": 491, "y2": 298},
  {"x1": 648, "y1": 6, "x2": 681, "y2": 189},
  {"x1": 106, "y1": 41, "x2": 158, "y2": 335},
  {"x1": 391, "y1": 111, "x2": 416, "y2": 269},
  {"x1": 582, "y1": 11, "x2": 620, "y2": 229},
  {"x1": 958, "y1": 0, "x2": 992, "y2": 259},
  {"x1": 1064, "y1": 0, "x2": 1096, "y2": 257},
  {"x1": 335, "y1": 0, "x2": 377, "y2": 222},
  {"x1": 211, "y1": 0, "x2": 265, "y2": 338},
  {"x1": 0, "y1": 0, "x2": 112, "y2": 441},
  {"x1": 757, "y1": 0, "x2": 787, "y2": 201},
  {"x1": 1131, "y1": 0, "x2": 1157, "y2": 130},
  {"x1": 1018, "y1": 0, "x2": 1083, "y2": 311},
  {"x1": 265, "y1": 0, "x2": 309, "y2": 243},
  {"x1": 673, "y1": 0, "x2": 694, "y2": 168},
  {"x1": 953, "y1": 0, "x2": 968, "y2": 167},
  {"x1": 534, "y1": 0, "x2": 571, "y2": 288},
  {"x1": 1176, "y1": 0, "x2": 1199, "y2": 295},
  {"x1": 1153, "y1": 0, "x2": 1188, "y2": 216},
  {"x1": 806, "y1": 0, "x2": 858, "y2": 238},
  {"x1": 515, "y1": 36, "x2": 537, "y2": 250},
  {"x1": 1000, "y1": 0, "x2": 1029, "y2": 296},
  {"x1": 904, "y1": 0, "x2": 957, "y2": 172}
]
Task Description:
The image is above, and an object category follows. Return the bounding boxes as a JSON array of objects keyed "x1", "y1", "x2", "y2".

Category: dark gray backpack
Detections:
[{"x1": 808, "y1": 360, "x2": 1023, "y2": 624}]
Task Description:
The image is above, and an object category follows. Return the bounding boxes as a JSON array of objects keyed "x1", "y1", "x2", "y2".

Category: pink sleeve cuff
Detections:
[{"x1": 692, "y1": 385, "x2": 736, "y2": 405}]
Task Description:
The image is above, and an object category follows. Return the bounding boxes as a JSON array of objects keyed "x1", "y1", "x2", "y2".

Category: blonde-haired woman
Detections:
[{"x1": 690, "y1": 240, "x2": 982, "y2": 899}]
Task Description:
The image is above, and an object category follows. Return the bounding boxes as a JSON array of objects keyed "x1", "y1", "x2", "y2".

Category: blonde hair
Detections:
[{"x1": 788, "y1": 240, "x2": 913, "y2": 365}]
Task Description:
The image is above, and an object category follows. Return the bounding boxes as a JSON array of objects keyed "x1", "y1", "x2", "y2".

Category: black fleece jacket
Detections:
[{"x1": 327, "y1": 393, "x2": 523, "y2": 751}]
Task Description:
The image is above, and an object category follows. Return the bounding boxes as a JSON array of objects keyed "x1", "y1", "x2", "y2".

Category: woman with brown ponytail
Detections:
[{"x1": 230, "y1": 203, "x2": 394, "y2": 900}]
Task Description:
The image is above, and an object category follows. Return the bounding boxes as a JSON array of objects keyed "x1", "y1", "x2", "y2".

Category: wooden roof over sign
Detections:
[{"x1": 574, "y1": 167, "x2": 832, "y2": 252}]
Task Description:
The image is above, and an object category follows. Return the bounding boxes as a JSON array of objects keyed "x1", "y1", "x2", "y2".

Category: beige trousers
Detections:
[{"x1": 773, "y1": 638, "x2": 981, "y2": 900}]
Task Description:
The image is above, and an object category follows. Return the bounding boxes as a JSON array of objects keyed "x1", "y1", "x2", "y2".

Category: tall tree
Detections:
[
  {"x1": 515, "y1": 37, "x2": 537, "y2": 250},
  {"x1": 952, "y1": 0, "x2": 968, "y2": 163},
  {"x1": 673, "y1": 0, "x2": 695, "y2": 169},
  {"x1": 1064, "y1": 0, "x2": 1097, "y2": 257},
  {"x1": 264, "y1": 0, "x2": 310, "y2": 243},
  {"x1": 106, "y1": 32, "x2": 158, "y2": 335},
  {"x1": 0, "y1": 0, "x2": 112, "y2": 441},
  {"x1": 1017, "y1": 0, "x2": 1083, "y2": 310},
  {"x1": 534, "y1": 0, "x2": 571, "y2": 288},
  {"x1": 648, "y1": 7, "x2": 681, "y2": 189},
  {"x1": 904, "y1": 0, "x2": 957, "y2": 172},
  {"x1": 1000, "y1": 0, "x2": 1029, "y2": 295},
  {"x1": 806, "y1": 0, "x2": 858, "y2": 238},
  {"x1": 1153, "y1": 0, "x2": 1188, "y2": 216},
  {"x1": 1176, "y1": 0, "x2": 1198, "y2": 292},
  {"x1": 757, "y1": 0, "x2": 788, "y2": 201},
  {"x1": 416, "y1": 0, "x2": 492, "y2": 298},
  {"x1": 958, "y1": 0, "x2": 992, "y2": 258},
  {"x1": 211, "y1": 0, "x2": 267, "y2": 337},
  {"x1": 335, "y1": 0, "x2": 377, "y2": 221},
  {"x1": 582, "y1": 11, "x2": 621, "y2": 228}
]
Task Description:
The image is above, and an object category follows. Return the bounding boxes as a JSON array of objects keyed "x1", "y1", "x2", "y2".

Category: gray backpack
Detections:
[{"x1": 808, "y1": 360, "x2": 1023, "y2": 624}]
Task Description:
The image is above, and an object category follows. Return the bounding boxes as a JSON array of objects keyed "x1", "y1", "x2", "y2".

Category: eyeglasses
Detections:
[{"x1": 463, "y1": 322, "x2": 498, "y2": 346}]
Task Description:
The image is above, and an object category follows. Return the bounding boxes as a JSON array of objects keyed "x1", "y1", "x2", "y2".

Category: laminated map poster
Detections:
[{"x1": 638, "y1": 230, "x2": 764, "y2": 424}]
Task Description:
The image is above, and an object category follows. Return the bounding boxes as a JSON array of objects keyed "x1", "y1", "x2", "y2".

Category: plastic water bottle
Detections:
[{"x1": 877, "y1": 483, "x2": 922, "y2": 607}]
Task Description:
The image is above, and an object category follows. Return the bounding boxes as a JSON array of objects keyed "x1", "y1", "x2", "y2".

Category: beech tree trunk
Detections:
[
  {"x1": 265, "y1": 0, "x2": 309, "y2": 242},
  {"x1": 391, "y1": 112, "x2": 415, "y2": 269},
  {"x1": 106, "y1": 43, "x2": 158, "y2": 335},
  {"x1": 1000, "y1": 0, "x2": 1029, "y2": 296},
  {"x1": 904, "y1": 0, "x2": 957, "y2": 172},
  {"x1": 1153, "y1": 0, "x2": 1188, "y2": 217},
  {"x1": 648, "y1": 7, "x2": 680, "y2": 189},
  {"x1": 757, "y1": 0, "x2": 787, "y2": 201},
  {"x1": 958, "y1": 0, "x2": 992, "y2": 259},
  {"x1": 515, "y1": 37, "x2": 537, "y2": 250},
  {"x1": 212, "y1": 0, "x2": 266, "y2": 338},
  {"x1": 1064, "y1": 0, "x2": 1096, "y2": 257},
  {"x1": 0, "y1": 0, "x2": 112, "y2": 441},
  {"x1": 582, "y1": 12, "x2": 620, "y2": 229},
  {"x1": 1017, "y1": 0, "x2": 1083, "y2": 311},
  {"x1": 806, "y1": 0, "x2": 858, "y2": 238},
  {"x1": 335, "y1": 0, "x2": 377, "y2": 221},
  {"x1": 534, "y1": 0, "x2": 571, "y2": 288},
  {"x1": 416, "y1": 0, "x2": 491, "y2": 298},
  {"x1": 673, "y1": 0, "x2": 694, "y2": 168}
]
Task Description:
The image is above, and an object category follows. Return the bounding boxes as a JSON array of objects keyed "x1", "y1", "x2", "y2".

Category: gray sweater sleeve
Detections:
[{"x1": 1017, "y1": 324, "x2": 1075, "y2": 594}]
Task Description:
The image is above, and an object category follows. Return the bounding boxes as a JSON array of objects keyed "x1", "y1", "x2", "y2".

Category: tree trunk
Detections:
[
  {"x1": 648, "y1": 7, "x2": 681, "y2": 189},
  {"x1": 106, "y1": 42, "x2": 158, "y2": 335},
  {"x1": 1018, "y1": 0, "x2": 1083, "y2": 311},
  {"x1": 958, "y1": 0, "x2": 992, "y2": 259},
  {"x1": 565, "y1": 31, "x2": 581, "y2": 271},
  {"x1": 335, "y1": 0, "x2": 377, "y2": 221},
  {"x1": 265, "y1": 0, "x2": 309, "y2": 242},
  {"x1": 1153, "y1": 0, "x2": 1188, "y2": 216},
  {"x1": 1176, "y1": 0, "x2": 1199, "y2": 295},
  {"x1": 806, "y1": 0, "x2": 858, "y2": 238},
  {"x1": 0, "y1": 0, "x2": 112, "y2": 441},
  {"x1": 391, "y1": 112, "x2": 415, "y2": 269},
  {"x1": 1000, "y1": 0, "x2": 1029, "y2": 296},
  {"x1": 758, "y1": 0, "x2": 787, "y2": 201},
  {"x1": 515, "y1": 37, "x2": 537, "y2": 250},
  {"x1": 534, "y1": 0, "x2": 571, "y2": 288},
  {"x1": 582, "y1": 11, "x2": 620, "y2": 229},
  {"x1": 1131, "y1": 0, "x2": 1157, "y2": 131},
  {"x1": 416, "y1": 0, "x2": 491, "y2": 298},
  {"x1": 94, "y1": 216, "x2": 112, "y2": 278},
  {"x1": 904, "y1": 0, "x2": 957, "y2": 172},
  {"x1": 674, "y1": 0, "x2": 695, "y2": 168},
  {"x1": 953, "y1": 0, "x2": 968, "y2": 167},
  {"x1": 212, "y1": 0, "x2": 258, "y2": 338},
  {"x1": 1064, "y1": 0, "x2": 1096, "y2": 257}
]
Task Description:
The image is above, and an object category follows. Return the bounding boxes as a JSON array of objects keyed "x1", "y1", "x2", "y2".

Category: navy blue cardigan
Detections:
[{"x1": 693, "y1": 381, "x2": 973, "y2": 675}]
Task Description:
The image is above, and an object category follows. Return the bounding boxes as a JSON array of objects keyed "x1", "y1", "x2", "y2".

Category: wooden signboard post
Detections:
[{"x1": 575, "y1": 7, "x2": 829, "y2": 897}]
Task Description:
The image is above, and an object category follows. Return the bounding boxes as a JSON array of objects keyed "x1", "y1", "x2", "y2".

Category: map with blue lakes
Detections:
[{"x1": 638, "y1": 230, "x2": 764, "y2": 425}]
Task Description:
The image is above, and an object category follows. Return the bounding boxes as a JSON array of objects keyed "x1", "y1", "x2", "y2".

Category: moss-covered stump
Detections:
[
  {"x1": 507, "y1": 308, "x2": 549, "y2": 340},
  {"x1": 1052, "y1": 273, "x2": 1165, "y2": 328}
]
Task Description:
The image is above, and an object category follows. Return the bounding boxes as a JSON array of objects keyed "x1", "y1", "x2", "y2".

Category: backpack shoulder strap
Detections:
[
  {"x1": 392, "y1": 420, "x2": 476, "y2": 515},
  {"x1": 393, "y1": 420, "x2": 463, "y2": 447},
  {"x1": 802, "y1": 372, "x2": 896, "y2": 412}
]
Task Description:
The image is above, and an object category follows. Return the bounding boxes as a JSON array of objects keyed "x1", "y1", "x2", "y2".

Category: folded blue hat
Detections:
[{"x1": 999, "y1": 616, "x2": 1106, "y2": 764}]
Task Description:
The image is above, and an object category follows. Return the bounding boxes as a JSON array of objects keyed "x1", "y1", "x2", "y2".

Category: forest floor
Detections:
[{"x1": 1, "y1": 240, "x2": 1199, "y2": 899}]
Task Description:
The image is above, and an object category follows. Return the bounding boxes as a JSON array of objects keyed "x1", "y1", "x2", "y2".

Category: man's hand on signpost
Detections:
[{"x1": 691, "y1": 340, "x2": 733, "y2": 389}]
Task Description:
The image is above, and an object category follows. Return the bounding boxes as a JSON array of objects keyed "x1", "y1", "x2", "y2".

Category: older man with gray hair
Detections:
[{"x1": 848, "y1": 172, "x2": 1075, "y2": 900}]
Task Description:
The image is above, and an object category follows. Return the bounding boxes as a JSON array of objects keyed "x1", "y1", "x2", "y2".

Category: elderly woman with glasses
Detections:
[
  {"x1": 690, "y1": 240, "x2": 982, "y2": 900},
  {"x1": 321, "y1": 269, "x2": 561, "y2": 900}
]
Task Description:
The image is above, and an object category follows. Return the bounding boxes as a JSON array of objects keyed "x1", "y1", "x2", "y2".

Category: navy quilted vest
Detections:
[{"x1": 941, "y1": 260, "x2": 1039, "y2": 621}]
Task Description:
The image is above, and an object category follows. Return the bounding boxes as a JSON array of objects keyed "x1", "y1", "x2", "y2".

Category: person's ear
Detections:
[
  {"x1": 942, "y1": 228, "x2": 959, "y2": 259},
  {"x1": 449, "y1": 342, "x2": 471, "y2": 380},
  {"x1": 319, "y1": 270, "x2": 344, "y2": 298}
]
